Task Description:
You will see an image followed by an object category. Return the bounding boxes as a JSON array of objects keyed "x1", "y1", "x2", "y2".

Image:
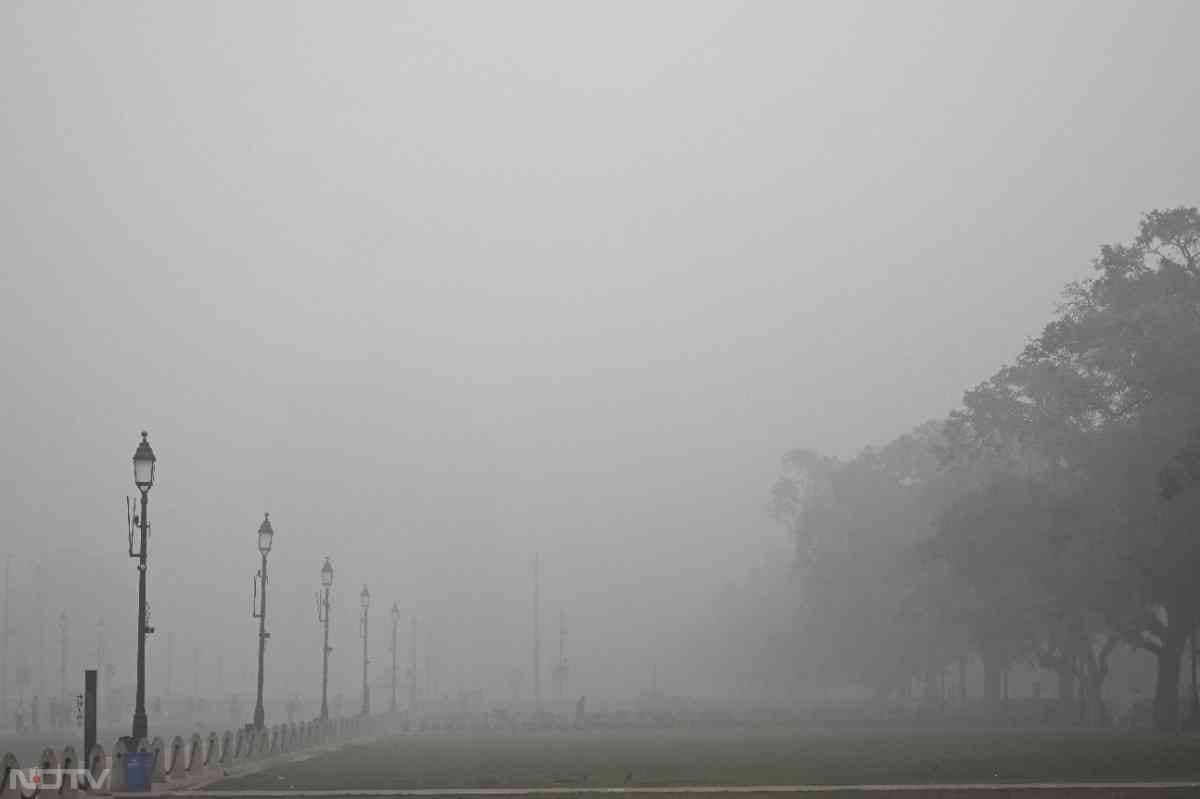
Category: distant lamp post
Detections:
[
  {"x1": 59, "y1": 612, "x2": 68, "y2": 702},
  {"x1": 251, "y1": 513, "x2": 274, "y2": 729},
  {"x1": 1189, "y1": 628, "x2": 1200, "y2": 727},
  {"x1": 130, "y1": 431, "x2": 156, "y2": 740},
  {"x1": 360, "y1": 585, "x2": 371, "y2": 716},
  {"x1": 389, "y1": 602, "x2": 401, "y2": 713},
  {"x1": 96, "y1": 618, "x2": 105, "y2": 725},
  {"x1": 408, "y1": 616, "x2": 418, "y2": 715},
  {"x1": 316, "y1": 558, "x2": 333, "y2": 720}
]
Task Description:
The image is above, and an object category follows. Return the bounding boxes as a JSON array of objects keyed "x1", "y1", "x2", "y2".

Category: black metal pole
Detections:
[
  {"x1": 390, "y1": 614, "x2": 398, "y2": 713},
  {"x1": 84, "y1": 669, "x2": 97, "y2": 760},
  {"x1": 132, "y1": 490, "x2": 149, "y2": 740},
  {"x1": 1190, "y1": 627, "x2": 1199, "y2": 724},
  {"x1": 253, "y1": 551, "x2": 268, "y2": 729},
  {"x1": 360, "y1": 608, "x2": 369, "y2": 716},
  {"x1": 320, "y1": 587, "x2": 330, "y2": 721},
  {"x1": 409, "y1": 617, "x2": 417, "y2": 715},
  {"x1": 59, "y1": 613, "x2": 68, "y2": 705}
]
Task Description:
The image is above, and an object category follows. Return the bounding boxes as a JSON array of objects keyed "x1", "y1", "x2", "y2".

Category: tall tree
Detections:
[{"x1": 1024, "y1": 208, "x2": 1200, "y2": 730}]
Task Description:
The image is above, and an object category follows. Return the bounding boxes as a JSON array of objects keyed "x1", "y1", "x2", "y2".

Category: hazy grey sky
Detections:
[{"x1": 2, "y1": 0, "x2": 1198, "y2": 703}]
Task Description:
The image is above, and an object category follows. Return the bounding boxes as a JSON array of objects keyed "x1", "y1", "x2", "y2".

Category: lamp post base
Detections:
[
  {"x1": 253, "y1": 705, "x2": 265, "y2": 730},
  {"x1": 132, "y1": 709, "x2": 148, "y2": 741}
]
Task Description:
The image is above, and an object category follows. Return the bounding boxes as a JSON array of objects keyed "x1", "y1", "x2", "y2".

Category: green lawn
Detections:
[{"x1": 211, "y1": 728, "x2": 1200, "y2": 790}]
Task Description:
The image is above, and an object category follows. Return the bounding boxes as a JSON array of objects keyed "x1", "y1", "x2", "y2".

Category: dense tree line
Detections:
[{"x1": 769, "y1": 207, "x2": 1200, "y2": 732}]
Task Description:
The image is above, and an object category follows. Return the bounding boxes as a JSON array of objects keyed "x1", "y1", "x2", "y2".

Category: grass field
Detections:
[{"x1": 210, "y1": 728, "x2": 1200, "y2": 790}]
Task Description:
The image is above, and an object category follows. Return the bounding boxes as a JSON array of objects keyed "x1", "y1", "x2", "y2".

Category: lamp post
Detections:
[
  {"x1": 96, "y1": 618, "x2": 105, "y2": 725},
  {"x1": 251, "y1": 513, "x2": 274, "y2": 729},
  {"x1": 130, "y1": 431, "x2": 156, "y2": 740},
  {"x1": 317, "y1": 558, "x2": 332, "y2": 720},
  {"x1": 359, "y1": 585, "x2": 370, "y2": 716},
  {"x1": 59, "y1": 611, "x2": 68, "y2": 704},
  {"x1": 389, "y1": 602, "x2": 400, "y2": 713},
  {"x1": 408, "y1": 616, "x2": 417, "y2": 715}
]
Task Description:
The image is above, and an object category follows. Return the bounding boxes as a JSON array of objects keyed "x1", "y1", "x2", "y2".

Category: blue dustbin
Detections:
[{"x1": 125, "y1": 751, "x2": 154, "y2": 792}]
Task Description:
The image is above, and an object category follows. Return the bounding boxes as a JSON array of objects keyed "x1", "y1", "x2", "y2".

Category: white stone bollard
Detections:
[
  {"x1": 1, "y1": 752, "x2": 20, "y2": 799},
  {"x1": 149, "y1": 736, "x2": 166, "y2": 783},
  {"x1": 205, "y1": 732, "x2": 220, "y2": 768},
  {"x1": 60, "y1": 745, "x2": 79, "y2": 798},
  {"x1": 240, "y1": 729, "x2": 254, "y2": 761},
  {"x1": 233, "y1": 728, "x2": 248, "y2": 760},
  {"x1": 185, "y1": 733, "x2": 202, "y2": 773},
  {"x1": 220, "y1": 731, "x2": 235, "y2": 768},
  {"x1": 168, "y1": 736, "x2": 186, "y2": 780},
  {"x1": 86, "y1": 744, "x2": 106, "y2": 790}
]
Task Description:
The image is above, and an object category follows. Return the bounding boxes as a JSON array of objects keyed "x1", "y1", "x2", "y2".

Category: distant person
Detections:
[{"x1": 31, "y1": 695, "x2": 39, "y2": 733}]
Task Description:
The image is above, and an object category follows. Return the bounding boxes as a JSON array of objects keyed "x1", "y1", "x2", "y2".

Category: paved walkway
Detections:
[{"x1": 124, "y1": 784, "x2": 1200, "y2": 798}]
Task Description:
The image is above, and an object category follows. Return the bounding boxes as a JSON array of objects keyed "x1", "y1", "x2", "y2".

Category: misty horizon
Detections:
[{"x1": 3, "y1": 0, "x2": 1199, "y2": 718}]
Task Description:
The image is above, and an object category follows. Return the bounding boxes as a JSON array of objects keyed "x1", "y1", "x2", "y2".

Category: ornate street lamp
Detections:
[
  {"x1": 251, "y1": 513, "x2": 274, "y2": 729},
  {"x1": 389, "y1": 602, "x2": 400, "y2": 713},
  {"x1": 359, "y1": 585, "x2": 370, "y2": 716},
  {"x1": 130, "y1": 431, "x2": 156, "y2": 740},
  {"x1": 258, "y1": 515, "x2": 275, "y2": 554},
  {"x1": 316, "y1": 558, "x2": 333, "y2": 720}
]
